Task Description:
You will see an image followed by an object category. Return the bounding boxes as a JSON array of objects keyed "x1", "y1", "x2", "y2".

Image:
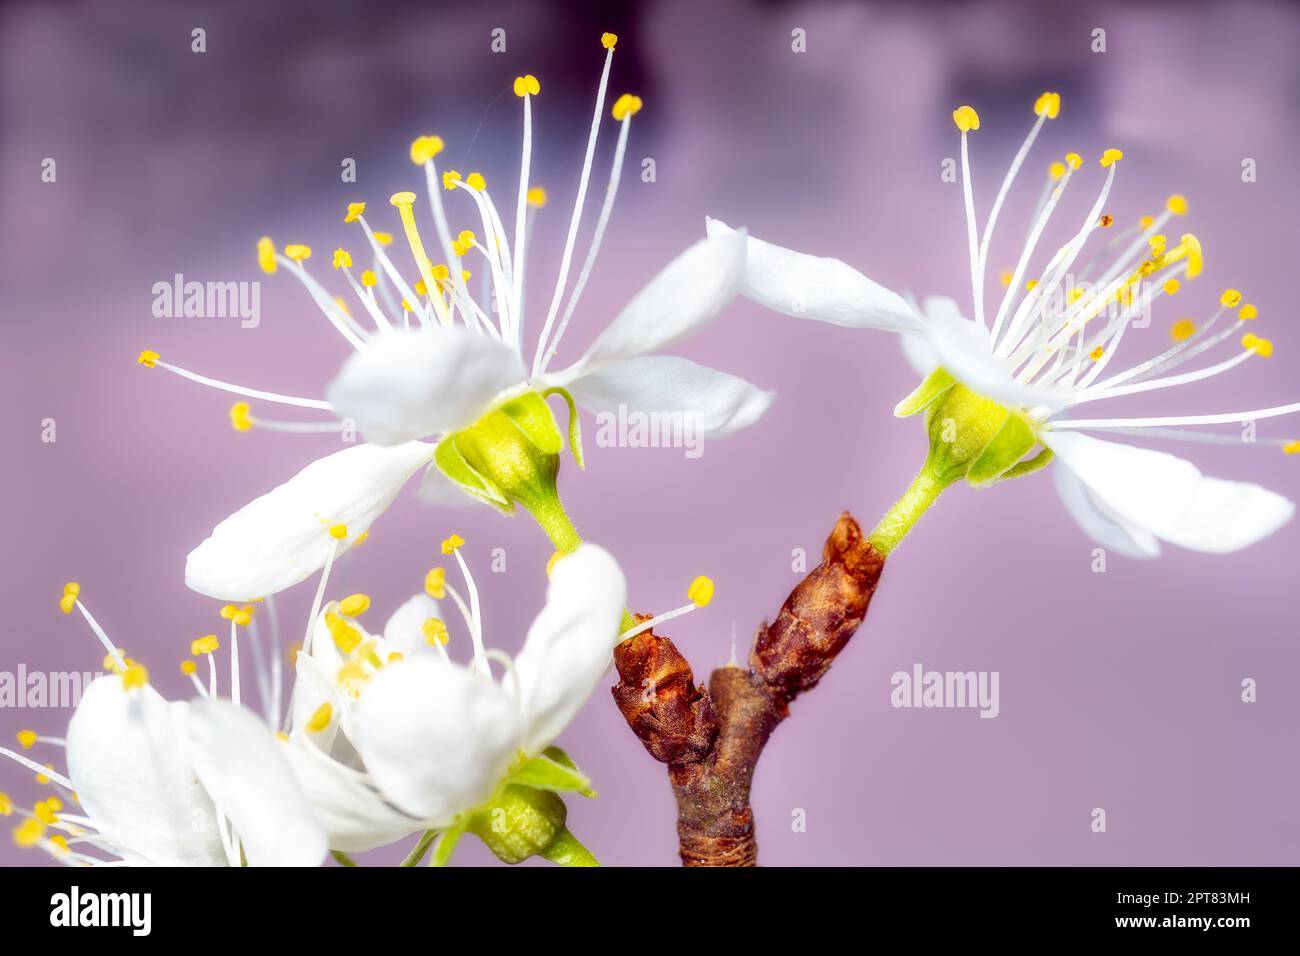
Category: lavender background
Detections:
[{"x1": 3, "y1": 0, "x2": 1299, "y2": 866}]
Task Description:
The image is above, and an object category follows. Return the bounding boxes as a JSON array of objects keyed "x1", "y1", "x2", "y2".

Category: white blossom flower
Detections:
[
  {"x1": 711, "y1": 94, "x2": 1299, "y2": 558},
  {"x1": 2, "y1": 584, "x2": 326, "y2": 866},
  {"x1": 144, "y1": 33, "x2": 771, "y2": 602}
]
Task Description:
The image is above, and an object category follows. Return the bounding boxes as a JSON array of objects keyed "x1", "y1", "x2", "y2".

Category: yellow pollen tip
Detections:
[
  {"x1": 35, "y1": 763, "x2": 53, "y2": 785},
  {"x1": 1239, "y1": 303, "x2": 1258, "y2": 320},
  {"x1": 440, "y1": 534, "x2": 465, "y2": 555},
  {"x1": 16, "y1": 730, "x2": 37, "y2": 749},
  {"x1": 332, "y1": 248, "x2": 352, "y2": 270},
  {"x1": 1089, "y1": 346, "x2": 1105, "y2": 361},
  {"x1": 0, "y1": 793, "x2": 11, "y2": 816},
  {"x1": 389, "y1": 191, "x2": 417, "y2": 207},
  {"x1": 1099, "y1": 148, "x2": 1124, "y2": 168},
  {"x1": 220, "y1": 603, "x2": 237, "y2": 620},
  {"x1": 1033, "y1": 91, "x2": 1061, "y2": 119},
  {"x1": 413, "y1": 279, "x2": 428, "y2": 297},
  {"x1": 951, "y1": 105, "x2": 980, "y2": 133},
  {"x1": 257, "y1": 236, "x2": 278, "y2": 274},
  {"x1": 229, "y1": 401, "x2": 253, "y2": 432},
  {"x1": 13, "y1": 818, "x2": 45, "y2": 848},
  {"x1": 1170, "y1": 319, "x2": 1196, "y2": 341},
  {"x1": 1282, "y1": 441, "x2": 1300, "y2": 455},
  {"x1": 1220, "y1": 288, "x2": 1242, "y2": 308},
  {"x1": 306, "y1": 703, "x2": 333, "y2": 733},
  {"x1": 687, "y1": 575, "x2": 715, "y2": 608},
  {"x1": 1242, "y1": 333, "x2": 1273, "y2": 358},
  {"x1": 526, "y1": 186, "x2": 548, "y2": 208},
  {"x1": 137, "y1": 349, "x2": 159, "y2": 369},
  {"x1": 1162, "y1": 279, "x2": 1181, "y2": 295},
  {"x1": 431, "y1": 263, "x2": 450, "y2": 281},
  {"x1": 466, "y1": 172, "x2": 487, "y2": 191},
  {"x1": 329, "y1": 524, "x2": 349, "y2": 540},
  {"x1": 424, "y1": 567, "x2": 446, "y2": 599},
  {"x1": 329, "y1": 619, "x2": 361, "y2": 654},
  {"x1": 457, "y1": 229, "x2": 476, "y2": 246},
  {"x1": 512, "y1": 74, "x2": 541, "y2": 97},
  {"x1": 180, "y1": 660, "x2": 197, "y2": 676},
  {"x1": 58, "y1": 592, "x2": 77, "y2": 615},
  {"x1": 344, "y1": 201, "x2": 366, "y2": 223},
  {"x1": 442, "y1": 170, "x2": 461, "y2": 190},
  {"x1": 232, "y1": 607, "x2": 253, "y2": 627},
  {"x1": 284, "y1": 244, "x2": 311, "y2": 262},
  {"x1": 1166, "y1": 194, "x2": 1188, "y2": 216},
  {"x1": 1099, "y1": 214, "x2": 1114, "y2": 228},
  {"x1": 339, "y1": 593, "x2": 371, "y2": 617},
  {"x1": 1048, "y1": 161, "x2": 1066, "y2": 180},
  {"x1": 998, "y1": 270, "x2": 1013, "y2": 287},
  {"x1": 611, "y1": 93, "x2": 643, "y2": 121},
  {"x1": 409, "y1": 134, "x2": 445, "y2": 165},
  {"x1": 34, "y1": 800, "x2": 57, "y2": 825},
  {"x1": 360, "y1": 269, "x2": 378, "y2": 287},
  {"x1": 1025, "y1": 280, "x2": 1038, "y2": 291},
  {"x1": 191, "y1": 634, "x2": 220, "y2": 656},
  {"x1": 1065, "y1": 152, "x2": 1082, "y2": 170},
  {"x1": 601, "y1": 32, "x2": 618, "y2": 49},
  {"x1": 121, "y1": 662, "x2": 149, "y2": 691},
  {"x1": 422, "y1": 618, "x2": 449, "y2": 646},
  {"x1": 372, "y1": 231, "x2": 394, "y2": 246},
  {"x1": 1139, "y1": 215, "x2": 1155, "y2": 229},
  {"x1": 461, "y1": 270, "x2": 471, "y2": 282}
]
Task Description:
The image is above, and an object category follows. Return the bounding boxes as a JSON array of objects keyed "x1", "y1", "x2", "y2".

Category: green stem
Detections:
[
  {"x1": 399, "y1": 829, "x2": 438, "y2": 867},
  {"x1": 524, "y1": 493, "x2": 583, "y2": 554},
  {"x1": 867, "y1": 460, "x2": 953, "y2": 555}
]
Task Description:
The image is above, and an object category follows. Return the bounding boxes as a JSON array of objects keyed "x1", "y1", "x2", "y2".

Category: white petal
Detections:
[
  {"x1": 187, "y1": 699, "x2": 328, "y2": 867},
  {"x1": 565, "y1": 355, "x2": 775, "y2": 440},
  {"x1": 573, "y1": 231, "x2": 745, "y2": 370},
  {"x1": 513, "y1": 544, "x2": 627, "y2": 754},
  {"x1": 66, "y1": 678, "x2": 227, "y2": 867},
  {"x1": 354, "y1": 655, "x2": 520, "y2": 822},
  {"x1": 383, "y1": 593, "x2": 442, "y2": 657},
  {"x1": 706, "y1": 217, "x2": 921, "y2": 333},
  {"x1": 1043, "y1": 431, "x2": 1295, "y2": 554},
  {"x1": 279, "y1": 740, "x2": 420, "y2": 853},
  {"x1": 898, "y1": 296, "x2": 964, "y2": 376},
  {"x1": 1051, "y1": 461, "x2": 1161, "y2": 558},
  {"x1": 185, "y1": 442, "x2": 432, "y2": 600},
  {"x1": 291, "y1": 651, "x2": 346, "y2": 749},
  {"x1": 327, "y1": 327, "x2": 526, "y2": 445},
  {"x1": 415, "y1": 462, "x2": 476, "y2": 507}
]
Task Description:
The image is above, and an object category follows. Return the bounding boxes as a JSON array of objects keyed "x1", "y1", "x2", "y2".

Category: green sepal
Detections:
[
  {"x1": 509, "y1": 751, "x2": 595, "y2": 798},
  {"x1": 894, "y1": 367, "x2": 957, "y2": 417},
  {"x1": 540, "y1": 827, "x2": 600, "y2": 867},
  {"x1": 543, "y1": 387, "x2": 585, "y2": 470},
  {"x1": 433, "y1": 434, "x2": 513, "y2": 513},
  {"x1": 498, "y1": 391, "x2": 563, "y2": 456},
  {"x1": 966, "y1": 411, "x2": 1038, "y2": 487},
  {"x1": 996, "y1": 446, "x2": 1055, "y2": 483},
  {"x1": 430, "y1": 819, "x2": 469, "y2": 867}
]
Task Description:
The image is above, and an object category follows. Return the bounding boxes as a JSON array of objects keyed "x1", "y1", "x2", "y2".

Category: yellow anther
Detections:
[
  {"x1": 1048, "y1": 161, "x2": 1066, "y2": 180},
  {"x1": 1067, "y1": 287, "x2": 1085, "y2": 303},
  {"x1": 121, "y1": 662, "x2": 149, "y2": 691},
  {"x1": 1166, "y1": 194, "x2": 1188, "y2": 216},
  {"x1": 388, "y1": 651, "x2": 403, "y2": 664},
  {"x1": 284, "y1": 244, "x2": 312, "y2": 262},
  {"x1": 409, "y1": 134, "x2": 445, "y2": 165},
  {"x1": 137, "y1": 349, "x2": 159, "y2": 369},
  {"x1": 1025, "y1": 279, "x2": 1038, "y2": 291},
  {"x1": 1242, "y1": 333, "x2": 1273, "y2": 358},
  {"x1": 1170, "y1": 319, "x2": 1196, "y2": 341},
  {"x1": 373, "y1": 231, "x2": 394, "y2": 246},
  {"x1": 442, "y1": 170, "x2": 462, "y2": 190},
  {"x1": 229, "y1": 401, "x2": 254, "y2": 432},
  {"x1": 440, "y1": 534, "x2": 465, "y2": 555},
  {"x1": 389, "y1": 191, "x2": 417, "y2": 207},
  {"x1": 0, "y1": 793, "x2": 11, "y2": 816},
  {"x1": 1162, "y1": 279, "x2": 1181, "y2": 295},
  {"x1": 431, "y1": 263, "x2": 450, "y2": 281},
  {"x1": 461, "y1": 270, "x2": 472, "y2": 283},
  {"x1": 344, "y1": 201, "x2": 366, "y2": 223},
  {"x1": 424, "y1": 567, "x2": 446, "y2": 599},
  {"x1": 601, "y1": 32, "x2": 618, "y2": 49},
  {"x1": 422, "y1": 617, "x2": 449, "y2": 646},
  {"x1": 34, "y1": 800, "x2": 57, "y2": 825},
  {"x1": 62, "y1": 582, "x2": 80, "y2": 598},
  {"x1": 35, "y1": 764, "x2": 53, "y2": 785},
  {"x1": 1180, "y1": 233, "x2": 1203, "y2": 278},
  {"x1": 337, "y1": 661, "x2": 368, "y2": 687},
  {"x1": 998, "y1": 270, "x2": 1013, "y2": 287},
  {"x1": 1089, "y1": 346, "x2": 1105, "y2": 361},
  {"x1": 452, "y1": 238, "x2": 471, "y2": 257},
  {"x1": 688, "y1": 575, "x2": 715, "y2": 608},
  {"x1": 512, "y1": 74, "x2": 541, "y2": 97},
  {"x1": 360, "y1": 269, "x2": 378, "y2": 287},
  {"x1": 220, "y1": 604, "x2": 237, "y2": 620},
  {"x1": 180, "y1": 660, "x2": 197, "y2": 676},
  {"x1": 526, "y1": 185, "x2": 548, "y2": 207},
  {"x1": 45, "y1": 796, "x2": 62, "y2": 813},
  {"x1": 338, "y1": 593, "x2": 371, "y2": 617},
  {"x1": 413, "y1": 279, "x2": 428, "y2": 297},
  {"x1": 1033, "y1": 91, "x2": 1061, "y2": 119},
  {"x1": 1099, "y1": 214, "x2": 1114, "y2": 228},
  {"x1": 13, "y1": 818, "x2": 45, "y2": 848},
  {"x1": 257, "y1": 236, "x2": 278, "y2": 274},
  {"x1": 1147, "y1": 234, "x2": 1167, "y2": 257},
  {"x1": 17, "y1": 730, "x2": 37, "y2": 749},
  {"x1": 401, "y1": 299, "x2": 412, "y2": 312},
  {"x1": 58, "y1": 582, "x2": 79, "y2": 614},
  {"x1": 48, "y1": 833, "x2": 69, "y2": 855},
  {"x1": 457, "y1": 229, "x2": 476, "y2": 247},
  {"x1": 1283, "y1": 441, "x2": 1300, "y2": 455},
  {"x1": 1239, "y1": 304, "x2": 1258, "y2": 320},
  {"x1": 329, "y1": 524, "x2": 349, "y2": 540},
  {"x1": 951, "y1": 105, "x2": 980, "y2": 132},
  {"x1": 330, "y1": 619, "x2": 362, "y2": 654},
  {"x1": 332, "y1": 248, "x2": 352, "y2": 270},
  {"x1": 1064, "y1": 152, "x2": 1082, "y2": 170},
  {"x1": 1139, "y1": 215, "x2": 1155, "y2": 230},
  {"x1": 1220, "y1": 288, "x2": 1242, "y2": 308},
  {"x1": 232, "y1": 606, "x2": 253, "y2": 627},
  {"x1": 191, "y1": 634, "x2": 220, "y2": 656},
  {"x1": 612, "y1": 93, "x2": 643, "y2": 121},
  {"x1": 306, "y1": 703, "x2": 333, "y2": 733},
  {"x1": 274, "y1": 731, "x2": 289, "y2": 741},
  {"x1": 1099, "y1": 148, "x2": 1124, "y2": 168},
  {"x1": 102, "y1": 652, "x2": 124, "y2": 674},
  {"x1": 466, "y1": 172, "x2": 487, "y2": 191}
]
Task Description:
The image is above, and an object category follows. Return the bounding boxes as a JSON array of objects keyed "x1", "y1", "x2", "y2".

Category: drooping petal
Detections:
[
  {"x1": 354, "y1": 655, "x2": 520, "y2": 823},
  {"x1": 1043, "y1": 431, "x2": 1295, "y2": 554},
  {"x1": 279, "y1": 740, "x2": 420, "y2": 853},
  {"x1": 1051, "y1": 461, "x2": 1161, "y2": 559},
  {"x1": 327, "y1": 327, "x2": 527, "y2": 445},
  {"x1": 383, "y1": 592, "x2": 442, "y2": 657},
  {"x1": 564, "y1": 355, "x2": 775, "y2": 440},
  {"x1": 569, "y1": 231, "x2": 745, "y2": 371},
  {"x1": 65, "y1": 677, "x2": 227, "y2": 867},
  {"x1": 185, "y1": 441, "x2": 433, "y2": 600},
  {"x1": 513, "y1": 544, "x2": 627, "y2": 754},
  {"x1": 705, "y1": 217, "x2": 922, "y2": 333},
  {"x1": 186, "y1": 699, "x2": 328, "y2": 867}
]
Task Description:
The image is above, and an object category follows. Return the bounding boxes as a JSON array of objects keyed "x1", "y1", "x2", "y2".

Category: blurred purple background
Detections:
[{"x1": 4, "y1": 0, "x2": 1299, "y2": 866}]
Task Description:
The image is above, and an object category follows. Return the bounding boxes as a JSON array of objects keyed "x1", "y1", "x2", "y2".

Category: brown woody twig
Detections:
[{"x1": 611, "y1": 512, "x2": 886, "y2": 866}]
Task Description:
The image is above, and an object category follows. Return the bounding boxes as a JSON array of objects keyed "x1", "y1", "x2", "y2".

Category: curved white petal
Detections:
[
  {"x1": 706, "y1": 217, "x2": 921, "y2": 333},
  {"x1": 187, "y1": 699, "x2": 327, "y2": 867},
  {"x1": 327, "y1": 327, "x2": 527, "y2": 445},
  {"x1": 280, "y1": 740, "x2": 420, "y2": 853},
  {"x1": 383, "y1": 592, "x2": 442, "y2": 657},
  {"x1": 291, "y1": 651, "x2": 347, "y2": 748},
  {"x1": 1051, "y1": 460, "x2": 1160, "y2": 559},
  {"x1": 66, "y1": 677, "x2": 227, "y2": 867},
  {"x1": 564, "y1": 355, "x2": 775, "y2": 440},
  {"x1": 354, "y1": 655, "x2": 520, "y2": 822},
  {"x1": 186, "y1": 442, "x2": 432, "y2": 600},
  {"x1": 1043, "y1": 431, "x2": 1295, "y2": 555},
  {"x1": 513, "y1": 544, "x2": 627, "y2": 754},
  {"x1": 572, "y1": 231, "x2": 745, "y2": 371},
  {"x1": 415, "y1": 462, "x2": 476, "y2": 507}
]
